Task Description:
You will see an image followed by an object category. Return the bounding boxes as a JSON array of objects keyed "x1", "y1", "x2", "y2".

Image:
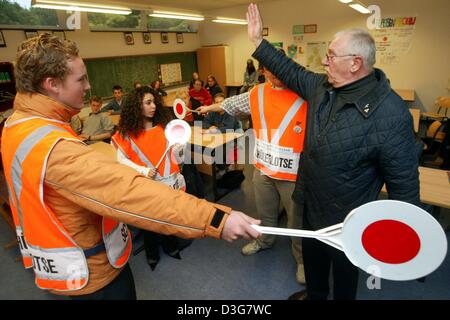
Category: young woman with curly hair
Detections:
[{"x1": 111, "y1": 86, "x2": 187, "y2": 270}]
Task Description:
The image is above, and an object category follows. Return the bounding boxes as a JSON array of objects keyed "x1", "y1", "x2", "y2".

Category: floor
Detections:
[{"x1": 0, "y1": 164, "x2": 449, "y2": 300}]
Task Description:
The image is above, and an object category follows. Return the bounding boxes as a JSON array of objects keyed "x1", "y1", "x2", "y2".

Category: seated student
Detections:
[
  {"x1": 239, "y1": 59, "x2": 258, "y2": 94},
  {"x1": 205, "y1": 75, "x2": 223, "y2": 98},
  {"x1": 189, "y1": 79, "x2": 212, "y2": 107},
  {"x1": 202, "y1": 93, "x2": 240, "y2": 133},
  {"x1": 101, "y1": 85, "x2": 124, "y2": 115},
  {"x1": 175, "y1": 88, "x2": 194, "y2": 123},
  {"x1": 134, "y1": 81, "x2": 142, "y2": 90},
  {"x1": 79, "y1": 95, "x2": 115, "y2": 144},
  {"x1": 150, "y1": 80, "x2": 167, "y2": 97},
  {"x1": 70, "y1": 114, "x2": 82, "y2": 135},
  {"x1": 189, "y1": 72, "x2": 203, "y2": 89}
]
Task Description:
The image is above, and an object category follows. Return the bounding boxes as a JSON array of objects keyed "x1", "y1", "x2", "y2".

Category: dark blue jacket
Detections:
[
  {"x1": 253, "y1": 40, "x2": 420, "y2": 229},
  {"x1": 101, "y1": 99, "x2": 123, "y2": 115}
]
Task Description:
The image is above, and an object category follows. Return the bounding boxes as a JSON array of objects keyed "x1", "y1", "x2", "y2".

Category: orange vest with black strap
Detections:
[
  {"x1": 249, "y1": 83, "x2": 308, "y2": 181},
  {"x1": 1, "y1": 116, "x2": 132, "y2": 292},
  {"x1": 111, "y1": 126, "x2": 186, "y2": 191}
]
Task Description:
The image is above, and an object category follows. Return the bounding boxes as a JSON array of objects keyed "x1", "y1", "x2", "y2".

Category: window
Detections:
[
  {"x1": 148, "y1": 17, "x2": 198, "y2": 33},
  {"x1": 88, "y1": 10, "x2": 145, "y2": 31},
  {"x1": 0, "y1": 0, "x2": 66, "y2": 29}
]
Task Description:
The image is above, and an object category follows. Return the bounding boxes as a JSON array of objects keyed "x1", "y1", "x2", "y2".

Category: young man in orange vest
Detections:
[
  {"x1": 1, "y1": 33, "x2": 260, "y2": 300},
  {"x1": 197, "y1": 53, "x2": 308, "y2": 285}
]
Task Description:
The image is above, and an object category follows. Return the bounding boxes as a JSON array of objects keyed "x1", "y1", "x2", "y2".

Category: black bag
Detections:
[{"x1": 217, "y1": 170, "x2": 245, "y2": 189}]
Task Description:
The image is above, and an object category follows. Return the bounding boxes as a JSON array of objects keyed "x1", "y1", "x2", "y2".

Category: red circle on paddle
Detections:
[
  {"x1": 361, "y1": 219, "x2": 421, "y2": 264},
  {"x1": 176, "y1": 103, "x2": 183, "y2": 115}
]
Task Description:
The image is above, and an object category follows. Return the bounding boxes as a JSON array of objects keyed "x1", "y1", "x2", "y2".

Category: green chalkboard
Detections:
[{"x1": 84, "y1": 51, "x2": 197, "y2": 98}]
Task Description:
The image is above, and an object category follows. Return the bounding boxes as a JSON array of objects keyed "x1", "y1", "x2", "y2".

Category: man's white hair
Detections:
[{"x1": 335, "y1": 29, "x2": 376, "y2": 70}]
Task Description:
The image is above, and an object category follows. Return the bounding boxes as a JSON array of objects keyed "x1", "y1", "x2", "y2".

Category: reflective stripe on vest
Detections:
[
  {"x1": 2, "y1": 117, "x2": 131, "y2": 291},
  {"x1": 252, "y1": 84, "x2": 306, "y2": 181},
  {"x1": 116, "y1": 133, "x2": 186, "y2": 190}
]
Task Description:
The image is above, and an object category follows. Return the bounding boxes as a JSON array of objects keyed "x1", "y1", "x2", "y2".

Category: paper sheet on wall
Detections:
[
  {"x1": 160, "y1": 63, "x2": 182, "y2": 85},
  {"x1": 371, "y1": 17, "x2": 416, "y2": 65},
  {"x1": 306, "y1": 42, "x2": 327, "y2": 73}
]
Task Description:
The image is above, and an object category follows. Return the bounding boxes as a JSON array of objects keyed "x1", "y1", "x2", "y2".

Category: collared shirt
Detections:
[
  {"x1": 220, "y1": 92, "x2": 251, "y2": 115},
  {"x1": 81, "y1": 112, "x2": 114, "y2": 137}
]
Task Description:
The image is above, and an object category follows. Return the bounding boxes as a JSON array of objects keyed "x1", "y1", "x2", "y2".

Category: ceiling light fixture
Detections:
[
  {"x1": 212, "y1": 17, "x2": 247, "y2": 25},
  {"x1": 349, "y1": 2, "x2": 371, "y2": 14},
  {"x1": 31, "y1": 0, "x2": 131, "y2": 15},
  {"x1": 149, "y1": 10, "x2": 204, "y2": 21}
]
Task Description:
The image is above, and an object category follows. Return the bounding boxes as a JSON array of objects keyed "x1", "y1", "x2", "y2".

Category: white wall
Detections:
[{"x1": 200, "y1": 0, "x2": 450, "y2": 111}]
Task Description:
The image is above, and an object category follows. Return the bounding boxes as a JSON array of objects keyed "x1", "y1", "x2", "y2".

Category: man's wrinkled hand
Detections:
[{"x1": 246, "y1": 3, "x2": 263, "y2": 47}]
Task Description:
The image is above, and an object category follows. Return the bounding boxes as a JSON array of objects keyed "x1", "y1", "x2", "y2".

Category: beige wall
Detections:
[
  {"x1": 200, "y1": 0, "x2": 450, "y2": 111},
  {"x1": 1, "y1": 1, "x2": 449, "y2": 110},
  {"x1": 0, "y1": 12, "x2": 201, "y2": 62}
]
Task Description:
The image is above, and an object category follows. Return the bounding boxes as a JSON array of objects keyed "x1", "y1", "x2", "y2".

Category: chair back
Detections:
[
  {"x1": 426, "y1": 120, "x2": 445, "y2": 142},
  {"x1": 435, "y1": 96, "x2": 450, "y2": 116}
]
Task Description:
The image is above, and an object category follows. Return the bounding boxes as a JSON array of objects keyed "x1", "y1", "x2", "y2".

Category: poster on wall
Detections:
[
  {"x1": 292, "y1": 35, "x2": 305, "y2": 63},
  {"x1": 159, "y1": 63, "x2": 182, "y2": 85},
  {"x1": 305, "y1": 41, "x2": 328, "y2": 73},
  {"x1": 371, "y1": 16, "x2": 417, "y2": 65}
]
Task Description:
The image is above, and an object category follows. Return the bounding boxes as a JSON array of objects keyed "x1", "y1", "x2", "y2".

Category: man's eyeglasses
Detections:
[{"x1": 325, "y1": 53, "x2": 358, "y2": 62}]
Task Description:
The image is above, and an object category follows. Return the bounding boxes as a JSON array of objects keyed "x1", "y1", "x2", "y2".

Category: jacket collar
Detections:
[
  {"x1": 322, "y1": 68, "x2": 392, "y2": 118},
  {"x1": 13, "y1": 92, "x2": 80, "y2": 123},
  {"x1": 353, "y1": 69, "x2": 391, "y2": 118}
]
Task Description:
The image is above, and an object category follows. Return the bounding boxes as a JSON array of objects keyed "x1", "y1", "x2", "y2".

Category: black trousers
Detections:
[
  {"x1": 303, "y1": 214, "x2": 359, "y2": 300},
  {"x1": 144, "y1": 230, "x2": 179, "y2": 260},
  {"x1": 70, "y1": 263, "x2": 136, "y2": 300}
]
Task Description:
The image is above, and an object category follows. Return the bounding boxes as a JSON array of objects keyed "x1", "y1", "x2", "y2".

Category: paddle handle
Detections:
[
  {"x1": 251, "y1": 225, "x2": 326, "y2": 239},
  {"x1": 155, "y1": 145, "x2": 171, "y2": 170},
  {"x1": 187, "y1": 108, "x2": 200, "y2": 114}
]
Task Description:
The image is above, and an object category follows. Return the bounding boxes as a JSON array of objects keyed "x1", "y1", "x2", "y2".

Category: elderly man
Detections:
[{"x1": 246, "y1": 4, "x2": 420, "y2": 300}]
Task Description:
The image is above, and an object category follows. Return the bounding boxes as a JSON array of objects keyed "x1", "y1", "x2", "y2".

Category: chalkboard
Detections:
[{"x1": 84, "y1": 52, "x2": 197, "y2": 98}]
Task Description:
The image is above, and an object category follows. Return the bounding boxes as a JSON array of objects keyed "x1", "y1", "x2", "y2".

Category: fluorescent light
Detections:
[
  {"x1": 349, "y1": 3, "x2": 371, "y2": 14},
  {"x1": 339, "y1": 0, "x2": 353, "y2": 3},
  {"x1": 212, "y1": 17, "x2": 247, "y2": 25},
  {"x1": 31, "y1": 0, "x2": 131, "y2": 15},
  {"x1": 149, "y1": 10, "x2": 204, "y2": 21}
]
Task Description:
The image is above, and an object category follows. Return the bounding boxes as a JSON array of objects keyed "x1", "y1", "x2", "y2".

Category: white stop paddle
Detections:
[
  {"x1": 173, "y1": 98, "x2": 200, "y2": 119},
  {"x1": 155, "y1": 119, "x2": 191, "y2": 169},
  {"x1": 252, "y1": 200, "x2": 448, "y2": 281}
]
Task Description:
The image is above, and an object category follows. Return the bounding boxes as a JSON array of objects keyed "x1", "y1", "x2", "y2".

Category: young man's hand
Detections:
[{"x1": 221, "y1": 211, "x2": 261, "y2": 242}]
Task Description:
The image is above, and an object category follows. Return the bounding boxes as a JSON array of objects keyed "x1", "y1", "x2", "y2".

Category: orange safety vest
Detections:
[
  {"x1": 111, "y1": 126, "x2": 186, "y2": 191},
  {"x1": 1, "y1": 116, "x2": 132, "y2": 292},
  {"x1": 249, "y1": 83, "x2": 308, "y2": 181}
]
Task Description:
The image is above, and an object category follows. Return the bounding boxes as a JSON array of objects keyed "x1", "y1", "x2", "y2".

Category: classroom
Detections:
[{"x1": 0, "y1": 0, "x2": 449, "y2": 303}]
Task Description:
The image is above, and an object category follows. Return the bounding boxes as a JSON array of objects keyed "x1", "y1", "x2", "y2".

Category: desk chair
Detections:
[
  {"x1": 422, "y1": 96, "x2": 450, "y2": 120},
  {"x1": 421, "y1": 120, "x2": 447, "y2": 167}
]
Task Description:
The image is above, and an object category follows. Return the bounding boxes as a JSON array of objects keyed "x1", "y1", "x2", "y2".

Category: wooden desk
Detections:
[
  {"x1": 162, "y1": 91, "x2": 177, "y2": 107},
  {"x1": 394, "y1": 89, "x2": 415, "y2": 102},
  {"x1": 409, "y1": 108, "x2": 420, "y2": 133},
  {"x1": 225, "y1": 82, "x2": 243, "y2": 97},
  {"x1": 89, "y1": 141, "x2": 117, "y2": 159},
  {"x1": 189, "y1": 127, "x2": 244, "y2": 200},
  {"x1": 109, "y1": 114, "x2": 120, "y2": 126},
  {"x1": 381, "y1": 167, "x2": 450, "y2": 209}
]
